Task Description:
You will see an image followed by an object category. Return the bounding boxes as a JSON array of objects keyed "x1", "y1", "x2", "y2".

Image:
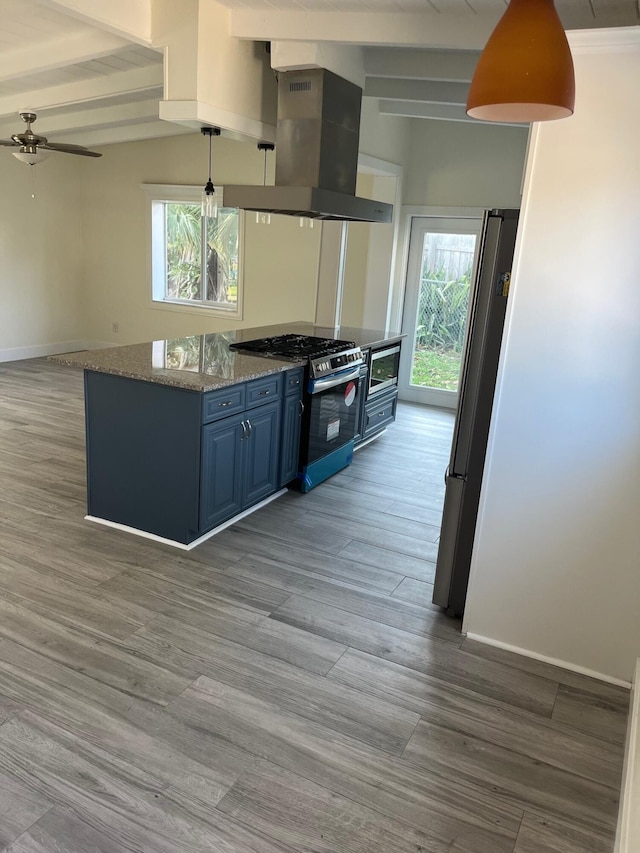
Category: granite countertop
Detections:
[
  {"x1": 234, "y1": 321, "x2": 405, "y2": 350},
  {"x1": 53, "y1": 322, "x2": 404, "y2": 392},
  {"x1": 53, "y1": 334, "x2": 302, "y2": 393}
]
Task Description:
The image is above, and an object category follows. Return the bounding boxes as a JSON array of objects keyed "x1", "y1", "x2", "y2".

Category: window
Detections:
[{"x1": 146, "y1": 185, "x2": 243, "y2": 318}]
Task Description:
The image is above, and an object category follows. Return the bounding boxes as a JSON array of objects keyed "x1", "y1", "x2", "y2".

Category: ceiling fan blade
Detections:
[
  {"x1": 40, "y1": 142, "x2": 102, "y2": 158},
  {"x1": 0, "y1": 139, "x2": 19, "y2": 147}
]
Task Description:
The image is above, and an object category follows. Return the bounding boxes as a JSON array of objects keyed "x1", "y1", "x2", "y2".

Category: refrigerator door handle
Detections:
[{"x1": 444, "y1": 465, "x2": 449, "y2": 485}]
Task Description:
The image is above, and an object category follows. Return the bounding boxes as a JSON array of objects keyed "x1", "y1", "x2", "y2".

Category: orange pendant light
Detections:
[{"x1": 466, "y1": 0, "x2": 575, "y2": 123}]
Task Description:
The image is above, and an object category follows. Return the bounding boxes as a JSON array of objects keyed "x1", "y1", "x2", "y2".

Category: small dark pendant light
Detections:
[
  {"x1": 201, "y1": 127, "x2": 220, "y2": 218},
  {"x1": 255, "y1": 141, "x2": 274, "y2": 225},
  {"x1": 466, "y1": 0, "x2": 575, "y2": 123}
]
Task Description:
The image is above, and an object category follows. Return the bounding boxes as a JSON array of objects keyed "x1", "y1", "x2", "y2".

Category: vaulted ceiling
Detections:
[{"x1": 0, "y1": 0, "x2": 637, "y2": 153}]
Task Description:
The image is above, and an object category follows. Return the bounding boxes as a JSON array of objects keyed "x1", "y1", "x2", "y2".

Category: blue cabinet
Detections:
[
  {"x1": 280, "y1": 394, "x2": 303, "y2": 486},
  {"x1": 200, "y1": 412, "x2": 245, "y2": 531},
  {"x1": 200, "y1": 399, "x2": 282, "y2": 532},
  {"x1": 85, "y1": 372, "x2": 202, "y2": 544},
  {"x1": 243, "y1": 400, "x2": 281, "y2": 507},
  {"x1": 86, "y1": 369, "x2": 287, "y2": 545},
  {"x1": 362, "y1": 388, "x2": 398, "y2": 440},
  {"x1": 279, "y1": 367, "x2": 304, "y2": 487}
]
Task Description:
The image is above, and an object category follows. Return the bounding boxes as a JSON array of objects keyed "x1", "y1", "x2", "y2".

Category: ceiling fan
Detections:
[{"x1": 0, "y1": 111, "x2": 102, "y2": 165}]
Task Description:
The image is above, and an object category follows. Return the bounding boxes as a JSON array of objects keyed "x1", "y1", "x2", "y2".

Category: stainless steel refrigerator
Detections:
[{"x1": 432, "y1": 209, "x2": 519, "y2": 617}]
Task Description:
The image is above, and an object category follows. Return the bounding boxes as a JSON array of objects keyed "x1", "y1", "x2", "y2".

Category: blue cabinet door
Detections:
[
  {"x1": 243, "y1": 400, "x2": 281, "y2": 508},
  {"x1": 280, "y1": 394, "x2": 302, "y2": 487},
  {"x1": 362, "y1": 389, "x2": 398, "y2": 440},
  {"x1": 200, "y1": 412, "x2": 244, "y2": 531}
]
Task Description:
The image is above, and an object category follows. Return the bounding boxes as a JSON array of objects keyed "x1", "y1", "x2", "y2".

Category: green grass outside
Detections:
[{"x1": 412, "y1": 347, "x2": 461, "y2": 392}]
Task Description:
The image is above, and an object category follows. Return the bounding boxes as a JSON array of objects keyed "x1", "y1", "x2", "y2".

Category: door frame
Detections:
[{"x1": 396, "y1": 207, "x2": 484, "y2": 409}]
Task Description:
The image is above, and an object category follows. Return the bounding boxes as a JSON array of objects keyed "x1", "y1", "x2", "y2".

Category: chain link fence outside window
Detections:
[{"x1": 412, "y1": 233, "x2": 476, "y2": 392}]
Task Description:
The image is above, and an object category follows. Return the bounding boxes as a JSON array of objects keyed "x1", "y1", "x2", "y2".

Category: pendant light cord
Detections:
[
  {"x1": 257, "y1": 141, "x2": 274, "y2": 187},
  {"x1": 201, "y1": 127, "x2": 220, "y2": 198}
]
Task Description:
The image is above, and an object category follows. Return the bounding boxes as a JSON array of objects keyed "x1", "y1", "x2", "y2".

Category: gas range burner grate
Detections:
[{"x1": 230, "y1": 333, "x2": 357, "y2": 360}]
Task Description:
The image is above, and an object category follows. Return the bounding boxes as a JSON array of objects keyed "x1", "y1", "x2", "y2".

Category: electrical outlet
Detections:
[{"x1": 112, "y1": 322, "x2": 119, "y2": 333}]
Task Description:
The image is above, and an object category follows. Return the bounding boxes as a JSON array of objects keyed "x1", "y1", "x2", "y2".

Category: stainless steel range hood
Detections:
[{"x1": 224, "y1": 69, "x2": 393, "y2": 224}]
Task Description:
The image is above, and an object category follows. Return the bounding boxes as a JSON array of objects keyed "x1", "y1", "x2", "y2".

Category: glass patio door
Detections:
[{"x1": 398, "y1": 216, "x2": 482, "y2": 409}]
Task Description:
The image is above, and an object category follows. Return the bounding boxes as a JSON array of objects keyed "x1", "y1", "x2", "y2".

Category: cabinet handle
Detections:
[
  {"x1": 218, "y1": 400, "x2": 233, "y2": 408},
  {"x1": 246, "y1": 419, "x2": 253, "y2": 438},
  {"x1": 299, "y1": 400, "x2": 304, "y2": 415},
  {"x1": 378, "y1": 411, "x2": 386, "y2": 417},
  {"x1": 240, "y1": 420, "x2": 248, "y2": 440},
  {"x1": 290, "y1": 379, "x2": 300, "y2": 386},
  {"x1": 258, "y1": 389, "x2": 270, "y2": 396}
]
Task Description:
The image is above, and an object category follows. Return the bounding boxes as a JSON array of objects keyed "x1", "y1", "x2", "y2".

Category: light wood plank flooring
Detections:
[{"x1": 0, "y1": 358, "x2": 628, "y2": 852}]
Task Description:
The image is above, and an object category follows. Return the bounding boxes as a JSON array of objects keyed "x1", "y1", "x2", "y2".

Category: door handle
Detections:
[{"x1": 310, "y1": 365, "x2": 361, "y2": 393}]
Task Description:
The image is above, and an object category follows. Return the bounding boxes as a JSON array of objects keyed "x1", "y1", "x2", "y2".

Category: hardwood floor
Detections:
[{"x1": 0, "y1": 358, "x2": 628, "y2": 852}]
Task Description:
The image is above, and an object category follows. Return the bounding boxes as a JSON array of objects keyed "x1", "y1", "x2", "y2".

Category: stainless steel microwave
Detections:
[{"x1": 368, "y1": 344, "x2": 400, "y2": 397}]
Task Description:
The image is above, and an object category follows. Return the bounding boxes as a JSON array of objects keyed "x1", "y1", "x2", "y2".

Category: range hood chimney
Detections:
[{"x1": 224, "y1": 69, "x2": 393, "y2": 224}]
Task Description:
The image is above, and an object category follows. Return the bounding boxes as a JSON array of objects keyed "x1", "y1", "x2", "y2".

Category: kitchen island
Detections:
[{"x1": 55, "y1": 322, "x2": 402, "y2": 548}]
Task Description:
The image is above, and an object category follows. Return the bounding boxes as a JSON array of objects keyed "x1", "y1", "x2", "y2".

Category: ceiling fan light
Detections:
[
  {"x1": 12, "y1": 148, "x2": 49, "y2": 166},
  {"x1": 466, "y1": 0, "x2": 575, "y2": 123}
]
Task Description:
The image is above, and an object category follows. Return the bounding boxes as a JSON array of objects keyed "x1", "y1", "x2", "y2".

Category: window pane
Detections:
[
  {"x1": 165, "y1": 203, "x2": 202, "y2": 301},
  {"x1": 411, "y1": 231, "x2": 477, "y2": 393},
  {"x1": 204, "y1": 207, "x2": 239, "y2": 305}
]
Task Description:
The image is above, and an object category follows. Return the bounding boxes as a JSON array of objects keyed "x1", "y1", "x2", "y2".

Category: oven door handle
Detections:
[
  {"x1": 371, "y1": 344, "x2": 401, "y2": 361},
  {"x1": 309, "y1": 366, "x2": 361, "y2": 394}
]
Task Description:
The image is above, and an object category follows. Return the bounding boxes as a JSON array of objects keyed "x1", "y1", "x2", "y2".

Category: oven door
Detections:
[
  {"x1": 303, "y1": 365, "x2": 362, "y2": 466},
  {"x1": 368, "y1": 345, "x2": 400, "y2": 397}
]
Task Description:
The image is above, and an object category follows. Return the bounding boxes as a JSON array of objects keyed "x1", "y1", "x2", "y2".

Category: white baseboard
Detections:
[
  {"x1": 465, "y1": 632, "x2": 632, "y2": 689},
  {"x1": 85, "y1": 488, "x2": 287, "y2": 551},
  {"x1": 616, "y1": 658, "x2": 640, "y2": 853},
  {"x1": 0, "y1": 339, "x2": 114, "y2": 363}
]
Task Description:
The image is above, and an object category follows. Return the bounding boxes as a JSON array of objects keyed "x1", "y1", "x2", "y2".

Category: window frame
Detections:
[{"x1": 144, "y1": 184, "x2": 245, "y2": 320}]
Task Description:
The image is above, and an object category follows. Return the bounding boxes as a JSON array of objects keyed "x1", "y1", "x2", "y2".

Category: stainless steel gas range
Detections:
[{"x1": 230, "y1": 333, "x2": 365, "y2": 491}]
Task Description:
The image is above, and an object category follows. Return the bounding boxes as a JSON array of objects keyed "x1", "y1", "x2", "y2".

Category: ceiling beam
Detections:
[
  {"x1": 36, "y1": 0, "x2": 152, "y2": 45},
  {"x1": 230, "y1": 10, "x2": 496, "y2": 50},
  {"x1": 0, "y1": 65, "x2": 163, "y2": 119},
  {"x1": 365, "y1": 77, "x2": 469, "y2": 105},
  {"x1": 49, "y1": 121, "x2": 192, "y2": 148},
  {"x1": 377, "y1": 99, "x2": 525, "y2": 128},
  {"x1": 0, "y1": 30, "x2": 131, "y2": 84},
  {"x1": 364, "y1": 47, "x2": 479, "y2": 82},
  {"x1": 0, "y1": 100, "x2": 160, "y2": 139}
]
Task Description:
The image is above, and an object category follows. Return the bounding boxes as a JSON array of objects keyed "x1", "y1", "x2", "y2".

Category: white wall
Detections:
[
  {"x1": 339, "y1": 104, "x2": 411, "y2": 331},
  {"x1": 404, "y1": 119, "x2": 528, "y2": 208},
  {"x1": 341, "y1": 172, "x2": 400, "y2": 331},
  {"x1": 0, "y1": 154, "x2": 85, "y2": 360},
  {"x1": 464, "y1": 29, "x2": 640, "y2": 685},
  {"x1": 80, "y1": 132, "x2": 321, "y2": 345},
  {"x1": 359, "y1": 98, "x2": 411, "y2": 167}
]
